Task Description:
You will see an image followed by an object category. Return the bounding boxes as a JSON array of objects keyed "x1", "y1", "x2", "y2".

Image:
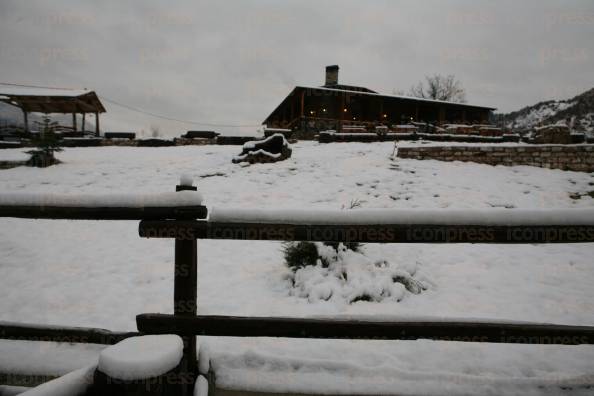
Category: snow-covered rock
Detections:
[{"x1": 232, "y1": 134, "x2": 292, "y2": 164}]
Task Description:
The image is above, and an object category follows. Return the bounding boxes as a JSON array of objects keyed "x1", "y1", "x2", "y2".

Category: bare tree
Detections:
[{"x1": 409, "y1": 74, "x2": 466, "y2": 103}]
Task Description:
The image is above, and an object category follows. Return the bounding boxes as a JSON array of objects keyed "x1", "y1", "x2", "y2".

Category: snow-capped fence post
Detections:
[
  {"x1": 91, "y1": 334, "x2": 185, "y2": 396},
  {"x1": 173, "y1": 177, "x2": 199, "y2": 395}
]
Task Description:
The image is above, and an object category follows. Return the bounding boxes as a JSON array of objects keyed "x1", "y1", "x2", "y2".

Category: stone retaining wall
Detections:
[
  {"x1": 318, "y1": 131, "x2": 521, "y2": 144},
  {"x1": 397, "y1": 145, "x2": 594, "y2": 172}
]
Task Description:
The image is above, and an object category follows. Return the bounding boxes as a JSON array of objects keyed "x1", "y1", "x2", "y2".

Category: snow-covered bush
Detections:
[
  {"x1": 283, "y1": 241, "x2": 325, "y2": 270},
  {"x1": 284, "y1": 242, "x2": 428, "y2": 304},
  {"x1": 283, "y1": 241, "x2": 360, "y2": 271}
]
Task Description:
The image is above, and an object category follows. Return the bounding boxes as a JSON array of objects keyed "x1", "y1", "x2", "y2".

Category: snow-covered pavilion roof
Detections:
[{"x1": 0, "y1": 83, "x2": 106, "y2": 113}]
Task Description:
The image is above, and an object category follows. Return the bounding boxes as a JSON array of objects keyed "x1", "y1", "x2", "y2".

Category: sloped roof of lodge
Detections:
[
  {"x1": 263, "y1": 84, "x2": 497, "y2": 125},
  {"x1": 0, "y1": 83, "x2": 106, "y2": 113}
]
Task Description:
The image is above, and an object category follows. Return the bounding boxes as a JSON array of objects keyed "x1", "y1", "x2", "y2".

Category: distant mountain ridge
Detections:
[{"x1": 495, "y1": 87, "x2": 594, "y2": 134}]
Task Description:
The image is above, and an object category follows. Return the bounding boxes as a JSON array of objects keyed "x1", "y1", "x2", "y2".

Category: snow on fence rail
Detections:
[{"x1": 0, "y1": 192, "x2": 206, "y2": 219}]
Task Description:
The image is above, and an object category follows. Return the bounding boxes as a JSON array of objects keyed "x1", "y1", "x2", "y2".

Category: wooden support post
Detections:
[
  {"x1": 338, "y1": 93, "x2": 344, "y2": 133},
  {"x1": 81, "y1": 113, "x2": 86, "y2": 133},
  {"x1": 22, "y1": 109, "x2": 29, "y2": 134},
  {"x1": 439, "y1": 107, "x2": 446, "y2": 126},
  {"x1": 174, "y1": 183, "x2": 198, "y2": 395},
  {"x1": 95, "y1": 112, "x2": 100, "y2": 137},
  {"x1": 72, "y1": 113, "x2": 77, "y2": 132}
]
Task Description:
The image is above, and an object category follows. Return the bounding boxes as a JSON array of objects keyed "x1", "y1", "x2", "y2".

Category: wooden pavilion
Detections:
[
  {"x1": 263, "y1": 66, "x2": 496, "y2": 133},
  {"x1": 0, "y1": 84, "x2": 106, "y2": 136}
]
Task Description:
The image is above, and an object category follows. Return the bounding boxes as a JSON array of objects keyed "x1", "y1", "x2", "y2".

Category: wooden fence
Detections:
[{"x1": 1, "y1": 184, "x2": 594, "y2": 393}]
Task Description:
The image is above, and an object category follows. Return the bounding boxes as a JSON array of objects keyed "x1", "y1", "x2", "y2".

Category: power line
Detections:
[
  {"x1": 98, "y1": 96, "x2": 260, "y2": 128},
  {"x1": 0, "y1": 82, "x2": 81, "y2": 90},
  {"x1": 0, "y1": 82, "x2": 261, "y2": 128}
]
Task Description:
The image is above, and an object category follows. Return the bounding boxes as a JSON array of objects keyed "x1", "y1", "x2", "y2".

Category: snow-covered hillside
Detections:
[
  {"x1": 496, "y1": 87, "x2": 594, "y2": 134},
  {"x1": 0, "y1": 142, "x2": 593, "y2": 394}
]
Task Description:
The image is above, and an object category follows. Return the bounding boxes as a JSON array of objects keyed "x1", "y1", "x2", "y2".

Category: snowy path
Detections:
[{"x1": 1, "y1": 142, "x2": 593, "y2": 394}]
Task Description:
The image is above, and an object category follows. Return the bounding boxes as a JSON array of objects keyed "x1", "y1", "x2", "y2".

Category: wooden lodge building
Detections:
[{"x1": 262, "y1": 66, "x2": 496, "y2": 133}]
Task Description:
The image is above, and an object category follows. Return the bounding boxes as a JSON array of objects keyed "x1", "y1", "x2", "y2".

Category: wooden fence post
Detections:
[{"x1": 174, "y1": 182, "x2": 198, "y2": 395}]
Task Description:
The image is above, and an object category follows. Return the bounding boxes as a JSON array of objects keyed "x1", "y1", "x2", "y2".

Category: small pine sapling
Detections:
[{"x1": 27, "y1": 116, "x2": 63, "y2": 167}]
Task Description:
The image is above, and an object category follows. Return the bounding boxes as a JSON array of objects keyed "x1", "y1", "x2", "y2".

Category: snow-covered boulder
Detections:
[{"x1": 232, "y1": 134, "x2": 292, "y2": 164}]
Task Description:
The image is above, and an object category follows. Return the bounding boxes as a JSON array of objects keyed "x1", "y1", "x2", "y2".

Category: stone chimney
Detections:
[{"x1": 325, "y1": 65, "x2": 339, "y2": 86}]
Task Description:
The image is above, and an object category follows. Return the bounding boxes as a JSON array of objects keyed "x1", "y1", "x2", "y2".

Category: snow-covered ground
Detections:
[{"x1": 1, "y1": 142, "x2": 594, "y2": 394}]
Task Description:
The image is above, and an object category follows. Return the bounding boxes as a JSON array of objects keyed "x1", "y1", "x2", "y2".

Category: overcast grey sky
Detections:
[{"x1": 1, "y1": 0, "x2": 593, "y2": 135}]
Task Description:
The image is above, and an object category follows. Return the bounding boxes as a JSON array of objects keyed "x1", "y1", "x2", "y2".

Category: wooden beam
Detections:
[
  {"x1": 81, "y1": 113, "x2": 86, "y2": 132},
  {"x1": 75, "y1": 98, "x2": 98, "y2": 113},
  {"x1": 0, "y1": 205, "x2": 208, "y2": 220},
  {"x1": 0, "y1": 321, "x2": 138, "y2": 344},
  {"x1": 22, "y1": 108, "x2": 29, "y2": 133},
  {"x1": 95, "y1": 112, "x2": 100, "y2": 137},
  {"x1": 72, "y1": 112, "x2": 77, "y2": 132},
  {"x1": 339, "y1": 93, "x2": 345, "y2": 132},
  {"x1": 136, "y1": 314, "x2": 594, "y2": 345},
  {"x1": 138, "y1": 220, "x2": 594, "y2": 244}
]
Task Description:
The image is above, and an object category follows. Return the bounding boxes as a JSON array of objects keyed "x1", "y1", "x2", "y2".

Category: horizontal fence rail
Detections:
[
  {"x1": 0, "y1": 321, "x2": 139, "y2": 344},
  {"x1": 139, "y1": 221, "x2": 594, "y2": 244},
  {"x1": 0, "y1": 192, "x2": 208, "y2": 220},
  {"x1": 0, "y1": 205, "x2": 208, "y2": 220},
  {"x1": 139, "y1": 208, "x2": 594, "y2": 243},
  {"x1": 140, "y1": 221, "x2": 594, "y2": 244},
  {"x1": 137, "y1": 314, "x2": 594, "y2": 345}
]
